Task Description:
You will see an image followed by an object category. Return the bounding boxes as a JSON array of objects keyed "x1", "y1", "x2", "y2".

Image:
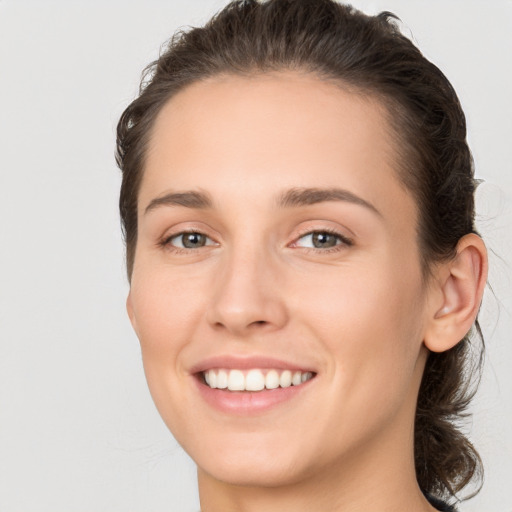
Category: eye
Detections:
[
  {"x1": 293, "y1": 230, "x2": 352, "y2": 250},
  {"x1": 165, "y1": 231, "x2": 216, "y2": 250}
]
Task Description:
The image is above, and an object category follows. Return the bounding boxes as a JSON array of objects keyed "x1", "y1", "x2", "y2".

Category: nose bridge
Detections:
[{"x1": 207, "y1": 235, "x2": 287, "y2": 334}]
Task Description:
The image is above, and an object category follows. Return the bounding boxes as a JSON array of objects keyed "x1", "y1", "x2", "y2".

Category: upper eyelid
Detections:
[
  {"x1": 164, "y1": 229, "x2": 217, "y2": 245},
  {"x1": 291, "y1": 227, "x2": 353, "y2": 245},
  {"x1": 296, "y1": 230, "x2": 345, "y2": 241}
]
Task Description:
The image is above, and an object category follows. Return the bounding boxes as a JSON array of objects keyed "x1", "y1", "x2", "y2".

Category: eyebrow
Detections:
[
  {"x1": 277, "y1": 187, "x2": 381, "y2": 216},
  {"x1": 144, "y1": 190, "x2": 213, "y2": 214},
  {"x1": 144, "y1": 186, "x2": 381, "y2": 217}
]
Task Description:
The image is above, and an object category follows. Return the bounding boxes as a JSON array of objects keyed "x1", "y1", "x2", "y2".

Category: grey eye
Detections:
[
  {"x1": 295, "y1": 231, "x2": 342, "y2": 249},
  {"x1": 311, "y1": 232, "x2": 339, "y2": 248},
  {"x1": 170, "y1": 232, "x2": 214, "y2": 249}
]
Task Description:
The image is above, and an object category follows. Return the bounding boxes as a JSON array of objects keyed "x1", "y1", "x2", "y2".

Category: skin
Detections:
[{"x1": 126, "y1": 71, "x2": 487, "y2": 512}]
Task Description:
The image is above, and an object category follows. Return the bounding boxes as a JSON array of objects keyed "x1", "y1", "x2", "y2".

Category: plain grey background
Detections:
[{"x1": 0, "y1": 1, "x2": 510, "y2": 511}]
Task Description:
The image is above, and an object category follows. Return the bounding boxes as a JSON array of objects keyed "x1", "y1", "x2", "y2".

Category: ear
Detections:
[
  {"x1": 424, "y1": 233, "x2": 488, "y2": 353},
  {"x1": 126, "y1": 291, "x2": 139, "y2": 336}
]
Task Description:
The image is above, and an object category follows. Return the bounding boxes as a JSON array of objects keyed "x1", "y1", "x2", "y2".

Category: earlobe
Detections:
[{"x1": 424, "y1": 233, "x2": 488, "y2": 353}]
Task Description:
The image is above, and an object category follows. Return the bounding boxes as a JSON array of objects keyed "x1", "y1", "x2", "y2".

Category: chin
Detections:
[
  {"x1": 185, "y1": 430, "x2": 315, "y2": 488},
  {"x1": 198, "y1": 456, "x2": 310, "y2": 488}
]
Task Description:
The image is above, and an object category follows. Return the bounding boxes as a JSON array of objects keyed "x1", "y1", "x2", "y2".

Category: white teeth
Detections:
[
  {"x1": 227, "y1": 369, "x2": 245, "y2": 391},
  {"x1": 208, "y1": 369, "x2": 217, "y2": 389},
  {"x1": 265, "y1": 370, "x2": 280, "y2": 389},
  {"x1": 246, "y1": 369, "x2": 265, "y2": 391},
  {"x1": 216, "y1": 369, "x2": 228, "y2": 389},
  {"x1": 203, "y1": 368, "x2": 314, "y2": 391},
  {"x1": 279, "y1": 370, "x2": 292, "y2": 388}
]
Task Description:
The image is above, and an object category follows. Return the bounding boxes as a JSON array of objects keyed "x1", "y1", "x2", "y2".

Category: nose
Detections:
[{"x1": 206, "y1": 245, "x2": 288, "y2": 337}]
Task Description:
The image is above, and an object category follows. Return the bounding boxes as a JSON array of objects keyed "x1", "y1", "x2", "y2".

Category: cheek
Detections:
[
  {"x1": 131, "y1": 263, "x2": 205, "y2": 338},
  {"x1": 297, "y1": 257, "x2": 423, "y2": 339},
  {"x1": 129, "y1": 268, "x2": 210, "y2": 433},
  {"x1": 309, "y1": 286, "x2": 424, "y2": 453},
  {"x1": 129, "y1": 266, "x2": 209, "y2": 390},
  {"x1": 293, "y1": 255, "x2": 426, "y2": 400}
]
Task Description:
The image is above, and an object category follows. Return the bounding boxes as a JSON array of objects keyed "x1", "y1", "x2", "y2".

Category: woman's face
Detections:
[{"x1": 127, "y1": 72, "x2": 433, "y2": 487}]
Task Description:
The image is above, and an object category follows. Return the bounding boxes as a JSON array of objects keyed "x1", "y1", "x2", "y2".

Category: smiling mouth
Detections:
[{"x1": 201, "y1": 368, "x2": 316, "y2": 392}]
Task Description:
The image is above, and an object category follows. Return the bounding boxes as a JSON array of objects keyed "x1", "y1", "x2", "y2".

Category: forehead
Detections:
[
  {"x1": 142, "y1": 71, "x2": 416, "y2": 227},
  {"x1": 148, "y1": 71, "x2": 391, "y2": 167}
]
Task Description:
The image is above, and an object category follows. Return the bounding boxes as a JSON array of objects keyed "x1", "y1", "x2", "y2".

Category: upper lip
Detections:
[{"x1": 189, "y1": 355, "x2": 317, "y2": 375}]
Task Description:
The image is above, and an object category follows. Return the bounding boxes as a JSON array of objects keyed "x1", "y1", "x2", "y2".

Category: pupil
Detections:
[
  {"x1": 313, "y1": 232, "x2": 336, "y2": 248},
  {"x1": 183, "y1": 233, "x2": 204, "y2": 248}
]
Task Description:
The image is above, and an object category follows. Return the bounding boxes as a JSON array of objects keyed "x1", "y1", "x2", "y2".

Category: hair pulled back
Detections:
[{"x1": 116, "y1": 0, "x2": 484, "y2": 502}]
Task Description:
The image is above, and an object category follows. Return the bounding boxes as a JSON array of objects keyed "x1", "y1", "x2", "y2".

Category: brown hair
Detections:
[{"x1": 116, "y1": 0, "x2": 484, "y2": 503}]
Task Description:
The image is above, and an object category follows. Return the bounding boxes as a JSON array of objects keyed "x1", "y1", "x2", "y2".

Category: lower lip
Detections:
[{"x1": 194, "y1": 375, "x2": 315, "y2": 415}]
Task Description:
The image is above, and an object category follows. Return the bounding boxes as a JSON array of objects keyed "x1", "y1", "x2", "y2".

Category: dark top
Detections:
[{"x1": 426, "y1": 494, "x2": 457, "y2": 512}]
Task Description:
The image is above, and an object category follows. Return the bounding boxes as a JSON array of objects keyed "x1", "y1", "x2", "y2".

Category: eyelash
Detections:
[
  {"x1": 292, "y1": 228, "x2": 353, "y2": 253},
  {"x1": 159, "y1": 229, "x2": 218, "y2": 254},
  {"x1": 159, "y1": 228, "x2": 353, "y2": 254}
]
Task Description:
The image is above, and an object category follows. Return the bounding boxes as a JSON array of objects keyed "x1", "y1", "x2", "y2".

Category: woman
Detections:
[{"x1": 115, "y1": 1, "x2": 488, "y2": 510}]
